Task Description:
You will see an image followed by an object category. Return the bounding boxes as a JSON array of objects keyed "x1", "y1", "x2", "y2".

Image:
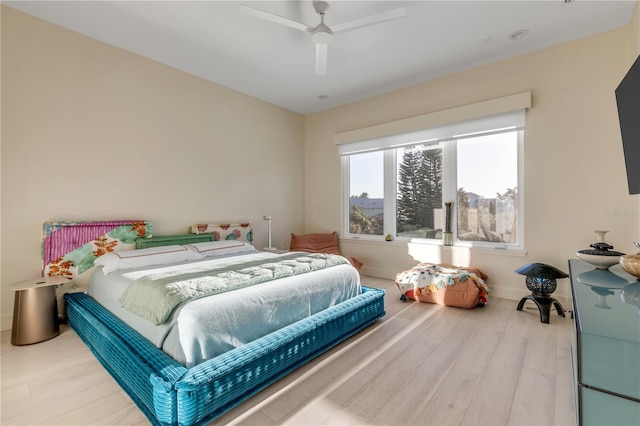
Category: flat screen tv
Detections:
[{"x1": 615, "y1": 54, "x2": 640, "y2": 195}]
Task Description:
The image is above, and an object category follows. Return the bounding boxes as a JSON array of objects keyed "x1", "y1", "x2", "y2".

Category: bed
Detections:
[{"x1": 45, "y1": 221, "x2": 385, "y2": 425}]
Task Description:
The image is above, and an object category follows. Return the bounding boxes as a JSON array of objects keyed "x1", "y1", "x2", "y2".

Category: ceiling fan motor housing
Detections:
[
  {"x1": 311, "y1": 23, "x2": 333, "y2": 44},
  {"x1": 313, "y1": 1, "x2": 330, "y2": 15},
  {"x1": 311, "y1": 1, "x2": 333, "y2": 44}
]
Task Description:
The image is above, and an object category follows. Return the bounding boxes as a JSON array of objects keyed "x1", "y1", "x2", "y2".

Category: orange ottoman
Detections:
[{"x1": 395, "y1": 264, "x2": 489, "y2": 308}]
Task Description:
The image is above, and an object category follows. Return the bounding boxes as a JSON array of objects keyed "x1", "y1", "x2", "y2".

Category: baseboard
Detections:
[
  {"x1": 360, "y1": 267, "x2": 572, "y2": 308},
  {"x1": 489, "y1": 284, "x2": 527, "y2": 303},
  {"x1": 360, "y1": 266, "x2": 397, "y2": 281},
  {"x1": 2, "y1": 313, "x2": 13, "y2": 332},
  {"x1": 489, "y1": 284, "x2": 571, "y2": 308}
]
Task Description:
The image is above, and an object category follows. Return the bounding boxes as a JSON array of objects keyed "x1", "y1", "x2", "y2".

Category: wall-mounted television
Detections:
[{"x1": 615, "y1": 54, "x2": 640, "y2": 195}]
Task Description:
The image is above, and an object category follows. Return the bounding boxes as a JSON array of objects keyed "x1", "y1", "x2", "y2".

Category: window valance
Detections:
[{"x1": 335, "y1": 92, "x2": 531, "y2": 156}]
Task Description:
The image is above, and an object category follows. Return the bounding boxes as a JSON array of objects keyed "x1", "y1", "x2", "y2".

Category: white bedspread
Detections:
[{"x1": 87, "y1": 251, "x2": 361, "y2": 367}]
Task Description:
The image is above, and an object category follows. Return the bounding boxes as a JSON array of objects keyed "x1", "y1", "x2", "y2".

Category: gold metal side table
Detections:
[{"x1": 11, "y1": 275, "x2": 67, "y2": 345}]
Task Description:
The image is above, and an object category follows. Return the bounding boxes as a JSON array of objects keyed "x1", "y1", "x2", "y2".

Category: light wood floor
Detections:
[{"x1": 1, "y1": 276, "x2": 576, "y2": 425}]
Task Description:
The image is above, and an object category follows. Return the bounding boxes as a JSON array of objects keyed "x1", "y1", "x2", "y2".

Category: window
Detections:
[
  {"x1": 456, "y1": 132, "x2": 519, "y2": 245},
  {"x1": 348, "y1": 151, "x2": 384, "y2": 236},
  {"x1": 396, "y1": 143, "x2": 443, "y2": 239},
  {"x1": 340, "y1": 109, "x2": 524, "y2": 249}
]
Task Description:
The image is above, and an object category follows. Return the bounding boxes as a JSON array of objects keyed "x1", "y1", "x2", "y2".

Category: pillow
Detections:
[
  {"x1": 289, "y1": 232, "x2": 364, "y2": 271},
  {"x1": 94, "y1": 245, "x2": 202, "y2": 275},
  {"x1": 183, "y1": 240, "x2": 256, "y2": 257},
  {"x1": 290, "y1": 232, "x2": 341, "y2": 255}
]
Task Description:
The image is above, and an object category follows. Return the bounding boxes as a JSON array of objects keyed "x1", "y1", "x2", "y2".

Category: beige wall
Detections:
[
  {"x1": 2, "y1": 3, "x2": 640, "y2": 329},
  {"x1": 631, "y1": 0, "x2": 640, "y2": 58},
  {"x1": 304, "y1": 11, "x2": 640, "y2": 304},
  {"x1": 0, "y1": 7, "x2": 305, "y2": 329}
]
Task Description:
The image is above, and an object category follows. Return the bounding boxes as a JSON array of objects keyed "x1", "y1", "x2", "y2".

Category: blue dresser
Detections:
[{"x1": 569, "y1": 259, "x2": 640, "y2": 425}]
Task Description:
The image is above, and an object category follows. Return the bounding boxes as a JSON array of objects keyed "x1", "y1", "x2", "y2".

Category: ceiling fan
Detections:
[{"x1": 239, "y1": 1, "x2": 407, "y2": 75}]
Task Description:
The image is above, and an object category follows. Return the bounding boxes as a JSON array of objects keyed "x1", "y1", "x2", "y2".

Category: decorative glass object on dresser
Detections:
[{"x1": 569, "y1": 259, "x2": 640, "y2": 425}]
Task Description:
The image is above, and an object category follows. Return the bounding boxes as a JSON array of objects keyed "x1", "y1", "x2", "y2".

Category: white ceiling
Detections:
[{"x1": 5, "y1": 1, "x2": 636, "y2": 115}]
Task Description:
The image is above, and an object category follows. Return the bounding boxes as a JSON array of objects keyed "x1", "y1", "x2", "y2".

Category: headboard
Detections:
[
  {"x1": 43, "y1": 220, "x2": 152, "y2": 279},
  {"x1": 43, "y1": 220, "x2": 253, "y2": 316},
  {"x1": 190, "y1": 223, "x2": 253, "y2": 243},
  {"x1": 42, "y1": 220, "x2": 152, "y2": 316},
  {"x1": 135, "y1": 233, "x2": 213, "y2": 249}
]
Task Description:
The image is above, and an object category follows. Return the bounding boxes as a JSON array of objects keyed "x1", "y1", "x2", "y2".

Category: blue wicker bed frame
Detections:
[
  {"x1": 46, "y1": 222, "x2": 385, "y2": 425},
  {"x1": 64, "y1": 285, "x2": 385, "y2": 426}
]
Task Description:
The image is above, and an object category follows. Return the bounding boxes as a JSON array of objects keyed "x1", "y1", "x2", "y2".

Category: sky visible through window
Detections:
[
  {"x1": 350, "y1": 151, "x2": 383, "y2": 198},
  {"x1": 350, "y1": 133, "x2": 517, "y2": 199},
  {"x1": 457, "y1": 133, "x2": 517, "y2": 198}
]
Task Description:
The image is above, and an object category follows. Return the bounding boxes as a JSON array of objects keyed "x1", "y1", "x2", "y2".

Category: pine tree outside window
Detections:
[{"x1": 396, "y1": 144, "x2": 443, "y2": 239}]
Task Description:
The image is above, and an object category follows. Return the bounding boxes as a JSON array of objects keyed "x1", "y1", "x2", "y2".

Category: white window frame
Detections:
[{"x1": 337, "y1": 94, "x2": 530, "y2": 251}]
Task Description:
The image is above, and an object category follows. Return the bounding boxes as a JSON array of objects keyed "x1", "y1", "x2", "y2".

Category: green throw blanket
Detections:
[{"x1": 119, "y1": 253, "x2": 350, "y2": 325}]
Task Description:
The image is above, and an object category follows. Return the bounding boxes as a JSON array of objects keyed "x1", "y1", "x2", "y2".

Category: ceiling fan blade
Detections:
[
  {"x1": 316, "y1": 43, "x2": 328, "y2": 75},
  {"x1": 239, "y1": 5, "x2": 311, "y2": 32},
  {"x1": 331, "y1": 7, "x2": 407, "y2": 34}
]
